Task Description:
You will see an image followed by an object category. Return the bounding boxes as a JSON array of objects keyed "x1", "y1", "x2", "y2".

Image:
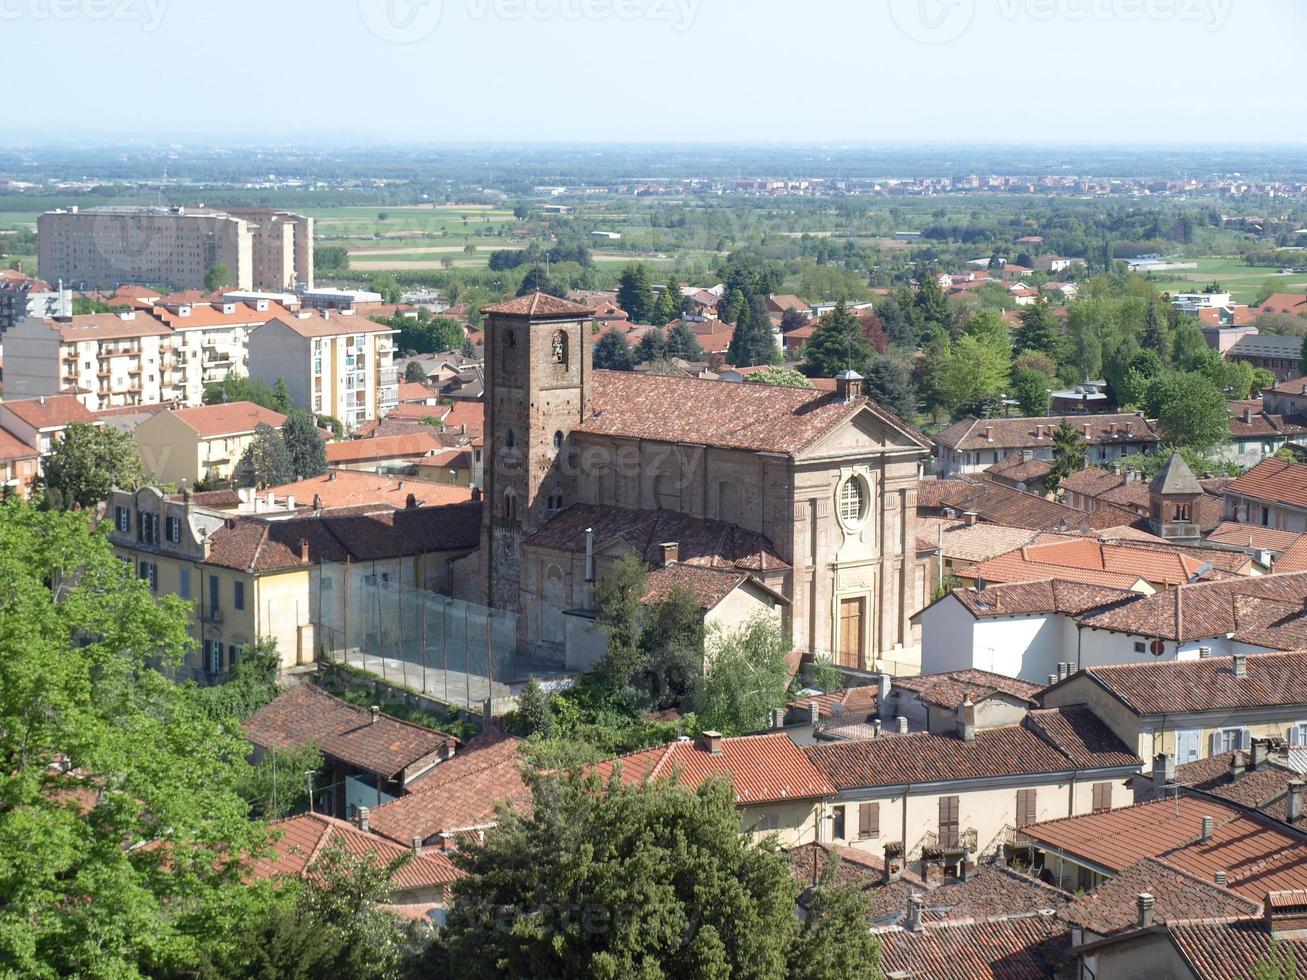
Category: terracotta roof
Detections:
[
  {"x1": 1060, "y1": 467, "x2": 1136, "y2": 498},
  {"x1": 269, "y1": 471, "x2": 473, "y2": 511},
  {"x1": 965, "y1": 538, "x2": 1251, "y2": 590},
  {"x1": 253, "y1": 812, "x2": 461, "y2": 890},
  {"x1": 1177, "y1": 752, "x2": 1305, "y2": 811},
  {"x1": 591, "y1": 733, "x2": 835, "y2": 806},
  {"x1": 987, "y1": 453, "x2": 1054, "y2": 483},
  {"x1": 1026, "y1": 705, "x2": 1142, "y2": 769},
  {"x1": 244, "y1": 685, "x2": 457, "y2": 779},
  {"x1": 267, "y1": 311, "x2": 395, "y2": 339},
  {"x1": 1022, "y1": 796, "x2": 1307, "y2": 902},
  {"x1": 481, "y1": 292, "x2": 594, "y2": 318},
  {"x1": 1270, "y1": 375, "x2": 1307, "y2": 397},
  {"x1": 325, "y1": 433, "x2": 445, "y2": 465},
  {"x1": 203, "y1": 501, "x2": 482, "y2": 573},
  {"x1": 0, "y1": 427, "x2": 37, "y2": 460},
  {"x1": 639, "y1": 563, "x2": 756, "y2": 611},
  {"x1": 581, "y1": 370, "x2": 930, "y2": 456},
  {"x1": 1061, "y1": 857, "x2": 1257, "y2": 937},
  {"x1": 1062, "y1": 650, "x2": 1307, "y2": 716},
  {"x1": 1258, "y1": 293, "x2": 1307, "y2": 315},
  {"x1": 918, "y1": 477, "x2": 1140, "y2": 533},
  {"x1": 787, "y1": 687, "x2": 880, "y2": 721},
  {"x1": 527, "y1": 503, "x2": 789, "y2": 573},
  {"x1": 945, "y1": 579, "x2": 1139, "y2": 619},
  {"x1": 916, "y1": 518, "x2": 1043, "y2": 564},
  {"x1": 169, "y1": 402, "x2": 286, "y2": 438},
  {"x1": 805, "y1": 712, "x2": 1138, "y2": 791},
  {"x1": 397, "y1": 381, "x2": 440, "y2": 403},
  {"x1": 1, "y1": 395, "x2": 97, "y2": 430},
  {"x1": 1278, "y1": 536, "x2": 1307, "y2": 573},
  {"x1": 1076, "y1": 572, "x2": 1307, "y2": 646},
  {"x1": 46, "y1": 311, "x2": 172, "y2": 341},
  {"x1": 152, "y1": 300, "x2": 295, "y2": 329},
  {"x1": 1166, "y1": 916, "x2": 1307, "y2": 980},
  {"x1": 367, "y1": 732, "x2": 530, "y2": 844},
  {"x1": 876, "y1": 913, "x2": 1071, "y2": 980},
  {"x1": 1228, "y1": 458, "x2": 1307, "y2": 512},
  {"x1": 891, "y1": 669, "x2": 1044, "y2": 710},
  {"x1": 935, "y1": 415, "x2": 1159, "y2": 453},
  {"x1": 1206, "y1": 522, "x2": 1306, "y2": 554}
]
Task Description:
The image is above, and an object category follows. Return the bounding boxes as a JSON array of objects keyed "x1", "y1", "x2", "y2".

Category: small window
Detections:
[
  {"x1": 234, "y1": 581, "x2": 245, "y2": 612},
  {"x1": 839, "y1": 477, "x2": 866, "y2": 525},
  {"x1": 1134, "y1": 641, "x2": 1147, "y2": 654},
  {"x1": 179, "y1": 568, "x2": 191, "y2": 601},
  {"x1": 858, "y1": 802, "x2": 879, "y2": 839},
  {"x1": 506, "y1": 429, "x2": 515, "y2": 449},
  {"x1": 1092, "y1": 782, "x2": 1113, "y2": 815},
  {"x1": 138, "y1": 561, "x2": 157, "y2": 594},
  {"x1": 165, "y1": 514, "x2": 181, "y2": 544},
  {"x1": 831, "y1": 805, "x2": 846, "y2": 841},
  {"x1": 553, "y1": 430, "x2": 564, "y2": 450},
  {"x1": 756, "y1": 812, "x2": 780, "y2": 833}
]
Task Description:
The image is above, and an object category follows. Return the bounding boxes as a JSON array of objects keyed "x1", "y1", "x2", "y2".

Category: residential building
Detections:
[
  {"x1": 247, "y1": 311, "x2": 398, "y2": 432},
  {"x1": 915, "y1": 515, "x2": 1043, "y2": 581},
  {"x1": 477, "y1": 293, "x2": 935, "y2": 672},
  {"x1": 132, "y1": 402, "x2": 287, "y2": 487},
  {"x1": 1225, "y1": 457, "x2": 1307, "y2": 531},
  {"x1": 0, "y1": 394, "x2": 98, "y2": 456},
  {"x1": 919, "y1": 477, "x2": 1142, "y2": 533},
  {"x1": 1223, "y1": 399, "x2": 1307, "y2": 468},
  {"x1": 592, "y1": 731, "x2": 837, "y2": 846},
  {"x1": 104, "y1": 486, "x2": 481, "y2": 678},
  {"x1": 883, "y1": 668, "x2": 1045, "y2": 735},
  {"x1": 262, "y1": 471, "x2": 473, "y2": 511},
  {"x1": 1258, "y1": 292, "x2": 1307, "y2": 317},
  {"x1": 298, "y1": 287, "x2": 383, "y2": 311},
  {"x1": 802, "y1": 704, "x2": 1141, "y2": 878},
  {"x1": 984, "y1": 452, "x2": 1054, "y2": 494},
  {"x1": 325, "y1": 432, "x2": 447, "y2": 472},
  {"x1": 244, "y1": 684, "x2": 458, "y2": 817},
  {"x1": 934, "y1": 415, "x2": 1159, "y2": 477},
  {"x1": 1173, "y1": 292, "x2": 1234, "y2": 316},
  {"x1": 1264, "y1": 374, "x2": 1307, "y2": 416},
  {"x1": 1228, "y1": 333, "x2": 1306, "y2": 381},
  {"x1": 224, "y1": 208, "x2": 314, "y2": 290},
  {"x1": 1040, "y1": 650, "x2": 1307, "y2": 765},
  {"x1": 38, "y1": 206, "x2": 253, "y2": 291}
]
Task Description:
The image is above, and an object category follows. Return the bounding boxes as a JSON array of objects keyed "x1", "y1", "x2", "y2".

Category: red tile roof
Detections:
[
  {"x1": 254, "y1": 812, "x2": 460, "y2": 890},
  {"x1": 244, "y1": 685, "x2": 457, "y2": 779},
  {"x1": 945, "y1": 579, "x2": 1139, "y2": 619},
  {"x1": 1061, "y1": 858, "x2": 1257, "y2": 937},
  {"x1": 582, "y1": 370, "x2": 930, "y2": 456},
  {"x1": 267, "y1": 471, "x2": 472, "y2": 511},
  {"x1": 1, "y1": 395, "x2": 97, "y2": 430},
  {"x1": 1228, "y1": 458, "x2": 1307, "y2": 512},
  {"x1": 639, "y1": 563, "x2": 754, "y2": 611},
  {"x1": 891, "y1": 669, "x2": 1044, "y2": 710},
  {"x1": 1206, "y1": 522, "x2": 1306, "y2": 554},
  {"x1": 592, "y1": 733, "x2": 835, "y2": 806},
  {"x1": 169, "y1": 402, "x2": 286, "y2": 438},
  {"x1": 269, "y1": 311, "x2": 395, "y2": 339},
  {"x1": 787, "y1": 687, "x2": 880, "y2": 721},
  {"x1": 876, "y1": 913, "x2": 1071, "y2": 980},
  {"x1": 46, "y1": 311, "x2": 172, "y2": 341},
  {"x1": 965, "y1": 538, "x2": 1251, "y2": 590},
  {"x1": 1166, "y1": 916, "x2": 1307, "y2": 980},
  {"x1": 0, "y1": 427, "x2": 37, "y2": 461},
  {"x1": 481, "y1": 292, "x2": 594, "y2": 318},
  {"x1": 1176, "y1": 752, "x2": 1304, "y2": 811},
  {"x1": 918, "y1": 477, "x2": 1141, "y2": 533},
  {"x1": 325, "y1": 433, "x2": 445, "y2": 465},
  {"x1": 935, "y1": 415, "x2": 1158, "y2": 453},
  {"x1": 367, "y1": 732, "x2": 531, "y2": 844},
  {"x1": 1258, "y1": 293, "x2": 1307, "y2": 315}
]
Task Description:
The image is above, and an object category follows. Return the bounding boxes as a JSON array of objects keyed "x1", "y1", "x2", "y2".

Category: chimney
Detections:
[
  {"x1": 906, "y1": 893, "x2": 923, "y2": 933},
  {"x1": 1289, "y1": 782, "x2": 1305, "y2": 823},
  {"x1": 659, "y1": 541, "x2": 679, "y2": 567},
  {"x1": 471, "y1": 486, "x2": 482, "y2": 502},
  {"x1": 963, "y1": 511, "x2": 978, "y2": 527},
  {"x1": 1126, "y1": 421, "x2": 1134, "y2": 435},
  {"x1": 878, "y1": 673, "x2": 893, "y2": 707},
  {"x1": 1233, "y1": 654, "x2": 1248, "y2": 679},
  {"x1": 897, "y1": 716, "x2": 909, "y2": 735},
  {"x1": 1048, "y1": 674, "x2": 1058, "y2": 687},
  {"x1": 1058, "y1": 662, "x2": 1071, "y2": 681},
  {"x1": 1153, "y1": 753, "x2": 1176, "y2": 787},
  {"x1": 1035, "y1": 423, "x2": 1045, "y2": 440},
  {"x1": 1253, "y1": 739, "x2": 1270, "y2": 770},
  {"x1": 406, "y1": 492, "x2": 417, "y2": 509},
  {"x1": 1137, "y1": 892, "x2": 1155, "y2": 929},
  {"x1": 412, "y1": 836, "x2": 423, "y2": 855},
  {"x1": 437, "y1": 831, "x2": 455, "y2": 853},
  {"x1": 357, "y1": 806, "x2": 370, "y2": 833},
  {"x1": 957, "y1": 700, "x2": 975, "y2": 742},
  {"x1": 1244, "y1": 406, "x2": 1255, "y2": 424},
  {"x1": 328, "y1": 470, "x2": 338, "y2": 481},
  {"x1": 808, "y1": 700, "x2": 820, "y2": 726},
  {"x1": 1109, "y1": 421, "x2": 1118, "y2": 434},
  {"x1": 286, "y1": 495, "x2": 295, "y2": 510},
  {"x1": 984, "y1": 424, "x2": 994, "y2": 443},
  {"x1": 883, "y1": 848, "x2": 903, "y2": 884},
  {"x1": 835, "y1": 369, "x2": 864, "y2": 403},
  {"x1": 770, "y1": 707, "x2": 784, "y2": 730},
  {"x1": 1215, "y1": 870, "x2": 1228, "y2": 886},
  {"x1": 1200, "y1": 815, "x2": 1214, "y2": 842},
  {"x1": 312, "y1": 493, "x2": 323, "y2": 511},
  {"x1": 1230, "y1": 751, "x2": 1247, "y2": 781},
  {"x1": 1264, "y1": 892, "x2": 1307, "y2": 941},
  {"x1": 1083, "y1": 423, "x2": 1093, "y2": 438},
  {"x1": 700, "y1": 731, "x2": 723, "y2": 756},
  {"x1": 370, "y1": 705, "x2": 380, "y2": 726},
  {"x1": 299, "y1": 539, "x2": 310, "y2": 564}
]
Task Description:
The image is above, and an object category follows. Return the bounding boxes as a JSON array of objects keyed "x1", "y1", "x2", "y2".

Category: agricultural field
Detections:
[{"x1": 1142, "y1": 257, "x2": 1307, "y2": 304}]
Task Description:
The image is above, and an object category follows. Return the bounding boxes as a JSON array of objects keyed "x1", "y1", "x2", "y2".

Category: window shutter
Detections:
[
  {"x1": 1241, "y1": 729, "x2": 1252, "y2": 750},
  {"x1": 859, "y1": 802, "x2": 878, "y2": 838},
  {"x1": 1209, "y1": 732, "x2": 1222, "y2": 756}
]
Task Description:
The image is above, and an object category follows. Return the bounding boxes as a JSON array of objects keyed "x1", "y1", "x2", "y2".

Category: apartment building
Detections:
[
  {"x1": 38, "y1": 206, "x2": 253, "y2": 292},
  {"x1": 132, "y1": 402, "x2": 287, "y2": 487},
  {"x1": 247, "y1": 311, "x2": 399, "y2": 431},
  {"x1": 224, "y1": 208, "x2": 314, "y2": 290},
  {"x1": 934, "y1": 415, "x2": 1160, "y2": 476}
]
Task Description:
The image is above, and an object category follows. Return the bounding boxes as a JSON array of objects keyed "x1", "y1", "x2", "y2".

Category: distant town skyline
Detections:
[{"x1": 4, "y1": 0, "x2": 1304, "y2": 144}]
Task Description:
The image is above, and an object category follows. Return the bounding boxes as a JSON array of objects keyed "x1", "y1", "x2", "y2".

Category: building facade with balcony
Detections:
[
  {"x1": 132, "y1": 402, "x2": 288, "y2": 487},
  {"x1": 246, "y1": 311, "x2": 398, "y2": 432}
]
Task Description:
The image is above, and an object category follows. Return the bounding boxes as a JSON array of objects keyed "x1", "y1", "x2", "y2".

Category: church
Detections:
[{"x1": 477, "y1": 292, "x2": 933, "y2": 675}]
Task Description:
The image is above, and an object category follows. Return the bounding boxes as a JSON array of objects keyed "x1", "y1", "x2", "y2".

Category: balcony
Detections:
[
  {"x1": 198, "y1": 608, "x2": 223, "y2": 624},
  {"x1": 919, "y1": 828, "x2": 978, "y2": 858}
]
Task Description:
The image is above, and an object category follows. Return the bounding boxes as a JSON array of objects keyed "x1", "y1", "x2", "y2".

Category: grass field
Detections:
[{"x1": 1143, "y1": 257, "x2": 1307, "y2": 304}]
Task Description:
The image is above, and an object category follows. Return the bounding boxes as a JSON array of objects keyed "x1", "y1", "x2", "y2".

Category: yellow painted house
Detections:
[
  {"x1": 132, "y1": 401, "x2": 288, "y2": 487},
  {"x1": 106, "y1": 486, "x2": 481, "y2": 679}
]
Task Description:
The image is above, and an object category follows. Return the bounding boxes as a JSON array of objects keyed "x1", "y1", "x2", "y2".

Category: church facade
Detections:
[{"x1": 478, "y1": 293, "x2": 932, "y2": 674}]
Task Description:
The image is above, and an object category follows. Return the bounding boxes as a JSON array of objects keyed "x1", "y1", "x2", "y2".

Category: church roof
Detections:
[
  {"x1": 1150, "y1": 452, "x2": 1202, "y2": 496},
  {"x1": 481, "y1": 292, "x2": 593, "y2": 318},
  {"x1": 581, "y1": 370, "x2": 929, "y2": 457},
  {"x1": 526, "y1": 503, "x2": 790, "y2": 572}
]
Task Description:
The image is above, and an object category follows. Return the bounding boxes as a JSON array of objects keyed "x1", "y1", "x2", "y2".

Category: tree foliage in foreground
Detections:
[
  {"x1": 41, "y1": 421, "x2": 143, "y2": 509},
  {"x1": 430, "y1": 772, "x2": 877, "y2": 980}
]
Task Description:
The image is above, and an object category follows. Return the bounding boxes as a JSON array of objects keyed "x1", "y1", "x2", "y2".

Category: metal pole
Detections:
[{"x1": 305, "y1": 769, "x2": 316, "y2": 813}]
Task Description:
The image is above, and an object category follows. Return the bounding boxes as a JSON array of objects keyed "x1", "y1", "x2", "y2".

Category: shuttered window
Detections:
[
  {"x1": 1092, "y1": 782, "x2": 1113, "y2": 815},
  {"x1": 831, "y1": 805, "x2": 846, "y2": 841},
  {"x1": 858, "y1": 802, "x2": 879, "y2": 839},
  {"x1": 1016, "y1": 789, "x2": 1037, "y2": 828},
  {"x1": 939, "y1": 795, "x2": 960, "y2": 847}
]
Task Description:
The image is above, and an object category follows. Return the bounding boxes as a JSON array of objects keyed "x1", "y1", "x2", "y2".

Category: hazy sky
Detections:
[{"x1": 7, "y1": 0, "x2": 1306, "y2": 143}]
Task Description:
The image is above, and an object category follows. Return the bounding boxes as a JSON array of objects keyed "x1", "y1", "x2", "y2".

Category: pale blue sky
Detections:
[{"x1": 7, "y1": 0, "x2": 1306, "y2": 143}]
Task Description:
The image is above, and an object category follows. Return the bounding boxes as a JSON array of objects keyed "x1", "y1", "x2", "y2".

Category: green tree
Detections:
[
  {"x1": 234, "y1": 423, "x2": 295, "y2": 489},
  {"x1": 204, "y1": 263, "x2": 230, "y2": 293},
  {"x1": 745, "y1": 366, "x2": 813, "y2": 389},
  {"x1": 1012, "y1": 367, "x2": 1052, "y2": 417},
  {"x1": 914, "y1": 332, "x2": 951, "y2": 424},
  {"x1": 404, "y1": 360, "x2": 429, "y2": 383},
  {"x1": 728, "y1": 297, "x2": 781, "y2": 368},
  {"x1": 515, "y1": 677, "x2": 557, "y2": 739},
  {"x1": 697, "y1": 615, "x2": 793, "y2": 736},
  {"x1": 593, "y1": 329, "x2": 636, "y2": 371},
  {"x1": 0, "y1": 503, "x2": 271, "y2": 978},
  {"x1": 1049, "y1": 419, "x2": 1088, "y2": 486},
  {"x1": 282, "y1": 412, "x2": 328, "y2": 480},
  {"x1": 1147, "y1": 371, "x2": 1230, "y2": 452},
  {"x1": 41, "y1": 422, "x2": 143, "y2": 510},
  {"x1": 664, "y1": 319, "x2": 705, "y2": 360},
  {"x1": 863, "y1": 355, "x2": 916, "y2": 420},
  {"x1": 436, "y1": 772, "x2": 812, "y2": 979},
  {"x1": 912, "y1": 271, "x2": 953, "y2": 343},
  {"x1": 788, "y1": 857, "x2": 882, "y2": 980},
  {"x1": 651, "y1": 286, "x2": 679, "y2": 327},
  {"x1": 271, "y1": 378, "x2": 293, "y2": 414},
  {"x1": 1014, "y1": 302, "x2": 1060, "y2": 356},
  {"x1": 937, "y1": 332, "x2": 1011, "y2": 419},
  {"x1": 801, "y1": 302, "x2": 875, "y2": 379},
  {"x1": 617, "y1": 263, "x2": 655, "y2": 323},
  {"x1": 316, "y1": 246, "x2": 350, "y2": 274},
  {"x1": 1143, "y1": 296, "x2": 1173, "y2": 364}
]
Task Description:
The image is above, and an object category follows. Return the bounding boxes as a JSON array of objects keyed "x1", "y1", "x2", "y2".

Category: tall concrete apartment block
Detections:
[
  {"x1": 38, "y1": 206, "x2": 314, "y2": 292},
  {"x1": 225, "y1": 209, "x2": 314, "y2": 290}
]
